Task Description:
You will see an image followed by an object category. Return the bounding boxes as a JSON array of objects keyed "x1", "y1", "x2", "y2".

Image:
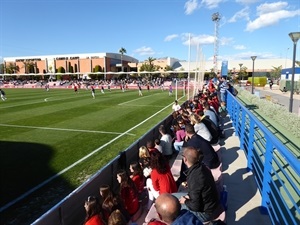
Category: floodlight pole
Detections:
[
  {"x1": 251, "y1": 56, "x2": 257, "y2": 94},
  {"x1": 288, "y1": 32, "x2": 300, "y2": 113},
  {"x1": 239, "y1": 63, "x2": 243, "y2": 86}
]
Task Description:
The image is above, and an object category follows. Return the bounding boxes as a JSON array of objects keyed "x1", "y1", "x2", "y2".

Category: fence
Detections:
[
  {"x1": 32, "y1": 114, "x2": 173, "y2": 225},
  {"x1": 227, "y1": 91, "x2": 300, "y2": 225}
]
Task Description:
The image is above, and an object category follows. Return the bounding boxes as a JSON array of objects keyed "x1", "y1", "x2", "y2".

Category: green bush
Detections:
[{"x1": 237, "y1": 87, "x2": 300, "y2": 138}]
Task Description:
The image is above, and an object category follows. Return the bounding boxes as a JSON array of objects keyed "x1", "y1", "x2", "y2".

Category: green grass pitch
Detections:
[{"x1": 0, "y1": 87, "x2": 183, "y2": 209}]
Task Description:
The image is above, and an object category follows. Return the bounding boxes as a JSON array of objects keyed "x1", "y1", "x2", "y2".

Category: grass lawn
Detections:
[{"x1": 0, "y1": 87, "x2": 182, "y2": 223}]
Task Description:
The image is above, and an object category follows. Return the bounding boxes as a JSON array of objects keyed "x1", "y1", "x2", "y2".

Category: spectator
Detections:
[
  {"x1": 116, "y1": 170, "x2": 140, "y2": 217},
  {"x1": 172, "y1": 100, "x2": 181, "y2": 112},
  {"x1": 189, "y1": 113, "x2": 212, "y2": 142},
  {"x1": 139, "y1": 145, "x2": 152, "y2": 178},
  {"x1": 183, "y1": 124, "x2": 220, "y2": 170},
  {"x1": 218, "y1": 77, "x2": 228, "y2": 103},
  {"x1": 159, "y1": 125, "x2": 173, "y2": 159},
  {"x1": 147, "y1": 140, "x2": 159, "y2": 153},
  {"x1": 176, "y1": 146, "x2": 221, "y2": 223},
  {"x1": 129, "y1": 161, "x2": 146, "y2": 195},
  {"x1": 83, "y1": 196, "x2": 105, "y2": 225},
  {"x1": 172, "y1": 122, "x2": 185, "y2": 152},
  {"x1": 149, "y1": 193, "x2": 204, "y2": 225},
  {"x1": 155, "y1": 139, "x2": 163, "y2": 153},
  {"x1": 107, "y1": 209, "x2": 127, "y2": 225},
  {"x1": 99, "y1": 185, "x2": 130, "y2": 223},
  {"x1": 146, "y1": 151, "x2": 178, "y2": 208},
  {"x1": 198, "y1": 111, "x2": 220, "y2": 145},
  {"x1": 203, "y1": 103, "x2": 218, "y2": 128}
]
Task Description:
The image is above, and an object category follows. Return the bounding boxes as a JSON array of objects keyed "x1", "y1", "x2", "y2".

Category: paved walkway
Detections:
[
  {"x1": 221, "y1": 119, "x2": 272, "y2": 225},
  {"x1": 250, "y1": 86, "x2": 300, "y2": 115}
]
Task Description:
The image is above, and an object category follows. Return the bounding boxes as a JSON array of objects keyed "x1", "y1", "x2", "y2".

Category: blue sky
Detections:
[{"x1": 0, "y1": 0, "x2": 299, "y2": 63}]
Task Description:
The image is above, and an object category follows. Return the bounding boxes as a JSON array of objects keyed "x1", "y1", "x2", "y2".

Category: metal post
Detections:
[
  {"x1": 288, "y1": 32, "x2": 300, "y2": 113},
  {"x1": 239, "y1": 63, "x2": 243, "y2": 86},
  {"x1": 251, "y1": 56, "x2": 257, "y2": 94}
]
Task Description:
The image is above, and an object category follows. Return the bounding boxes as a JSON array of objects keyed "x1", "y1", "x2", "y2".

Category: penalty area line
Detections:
[
  {"x1": 0, "y1": 98, "x2": 175, "y2": 212},
  {"x1": 118, "y1": 93, "x2": 161, "y2": 106},
  {"x1": 0, "y1": 124, "x2": 135, "y2": 136}
]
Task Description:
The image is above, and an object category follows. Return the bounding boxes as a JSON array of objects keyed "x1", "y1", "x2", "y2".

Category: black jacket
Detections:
[
  {"x1": 185, "y1": 162, "x2": 219, "y2": 214},
  {"x1": 183, "y1": 134, "x2": 220, "y2": 169}
]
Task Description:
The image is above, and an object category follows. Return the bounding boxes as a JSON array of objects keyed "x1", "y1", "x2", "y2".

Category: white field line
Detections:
[
  {"x1": 0, "y1": 124, "x2": 135, "y2": 136},
  {"x1": 119, "y1": 104, "x2": 165, "y2": 108},
  {"x1": 118, "y1": 93, "x2": 161, "y2": 106},
  {"x1": 0, "y1": 92, "x2": 92, "y2": 109},
  {"x1": 0, "y1": 96, "x2": 184, "y2": 212}
]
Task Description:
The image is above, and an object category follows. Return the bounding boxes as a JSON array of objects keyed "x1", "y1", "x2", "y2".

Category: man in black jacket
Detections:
[
  {"x1": 178, "y1": 146, "x2": 221, "y2": 223},
  {"x1": 183, "y1": 124, "x2": 220, "y2": 169}
]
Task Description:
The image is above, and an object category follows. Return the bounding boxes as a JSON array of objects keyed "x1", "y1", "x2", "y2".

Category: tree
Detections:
[
  {"x1": 6, "y1": 62, "x2": 19, "y2": 74},
  {"x1": 23, "y1": 61, "x2": 36, "y2": 73},
  {"x1": 296, "y1": 61, "x2": 300, "y2": 66},
  {"x1": 119, "y1": 47, "x2": 127, "y2": 72},
  {"x1": 270, "y1": 66, "x2": 282, "y2": 79}
]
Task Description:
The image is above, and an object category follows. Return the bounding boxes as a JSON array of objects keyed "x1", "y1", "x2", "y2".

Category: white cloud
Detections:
[
  {"x1": 182, "y1": 33, "x2": 215, "y2": 46},
  {"x1": 246, "y1": 9, "x2": 300, "y2": 32},
  {"x1": 201, "y1": 0, "x2": 225, "y2": 9},
  {"x1": 236, "y1": 0, "x2": 260, "y2": 5},
  {"x1": 184, "y1": 0, "x2": 199, "y2": 15},
  {"x1": 228, "y1": 7, "x2": 250, "y2": 23},
  {"x1": 256, "y1": 1, "x2": 287, "y2": 15},
  {"x1": 234, "y1": 45, "x2": 247, "y2": 50},
  {"x1": 133, "y1": 46, "x2": 155, "y2": 56},
  {"x1": 164, "y1": 34, "x2": 179, "y2": 42}
]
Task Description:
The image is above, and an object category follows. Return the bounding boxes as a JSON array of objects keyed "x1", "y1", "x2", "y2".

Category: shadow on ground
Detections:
[{"x1": 0, "y1": 141, "x2": 74, "y2": 225}]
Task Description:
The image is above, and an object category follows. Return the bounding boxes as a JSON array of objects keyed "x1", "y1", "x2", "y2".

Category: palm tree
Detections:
[
  {"x1": 146, "y1": 57, "x2": 156, "y2": 67},
  {"x1": 119, "y1": 47, "x2": 127, "y2": 72},
  {"x1": 6, "y1": 62, "x2": 19, "y2": 74},
  {"x1": 270, "y1": 66, "x2": 282, "y2": 79}
]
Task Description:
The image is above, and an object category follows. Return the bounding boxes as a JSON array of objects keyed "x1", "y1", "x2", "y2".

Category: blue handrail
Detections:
[{"x1": 227, "y1": 91, "x2": 300, "y2": 225}]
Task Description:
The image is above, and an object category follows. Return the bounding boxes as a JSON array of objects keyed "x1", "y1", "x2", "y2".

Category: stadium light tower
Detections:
[{"x1": 212, "y1": 12, "x2": 221, "y2": 75}]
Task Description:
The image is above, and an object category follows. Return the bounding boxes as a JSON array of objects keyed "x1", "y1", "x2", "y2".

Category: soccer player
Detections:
[
  {"x1": 138, "y1": 85, "x2": 143, "y2": 96},
  {"x1": 91, "y1": 86, "x2": 95, "y2": 99},
  {"x1": 0, "y1": 89, "x2": 7, "y2": 101}
]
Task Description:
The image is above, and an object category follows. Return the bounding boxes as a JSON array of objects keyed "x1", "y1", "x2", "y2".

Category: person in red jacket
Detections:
[
  {"x1": 84, "y1": 196, "x2": 105, "y2": 225},
  {"x1": 146, "y1": 151, "x2": 178, "y2": 208},
  {"x1": 117, "y1": 169, "x2": 140, "y2": 216},
  {"x1": 129, "y1": 161, "x2": 146, "y2": 194}
]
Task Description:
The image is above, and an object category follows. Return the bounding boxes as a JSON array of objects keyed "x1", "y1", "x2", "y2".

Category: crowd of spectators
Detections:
[{"x1": 80, "y1": 77, "x2": 230, "y2": 225}]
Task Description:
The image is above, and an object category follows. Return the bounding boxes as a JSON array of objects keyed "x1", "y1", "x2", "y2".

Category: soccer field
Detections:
[{"x1": 0, "y1": 88, "x2": 182, "y2": 211}]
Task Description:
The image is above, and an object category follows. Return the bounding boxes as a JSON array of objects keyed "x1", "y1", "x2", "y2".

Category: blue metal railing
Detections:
[{"x1": 227, "y1": 91, "x2": 300, "y2": 225}]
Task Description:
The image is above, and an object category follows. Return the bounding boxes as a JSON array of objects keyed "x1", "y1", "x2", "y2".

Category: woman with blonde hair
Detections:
[
  {"x1": 189, "y1": 113, "x2": 212, "y2": 142},
  {"x1": 138, "y1": 146, "x2": 152, "y2": 178}
]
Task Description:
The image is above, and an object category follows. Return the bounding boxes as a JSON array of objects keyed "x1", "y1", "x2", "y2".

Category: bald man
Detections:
[{"x1": 148, "y1": 193, "x2": 203, "y2": 225}]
